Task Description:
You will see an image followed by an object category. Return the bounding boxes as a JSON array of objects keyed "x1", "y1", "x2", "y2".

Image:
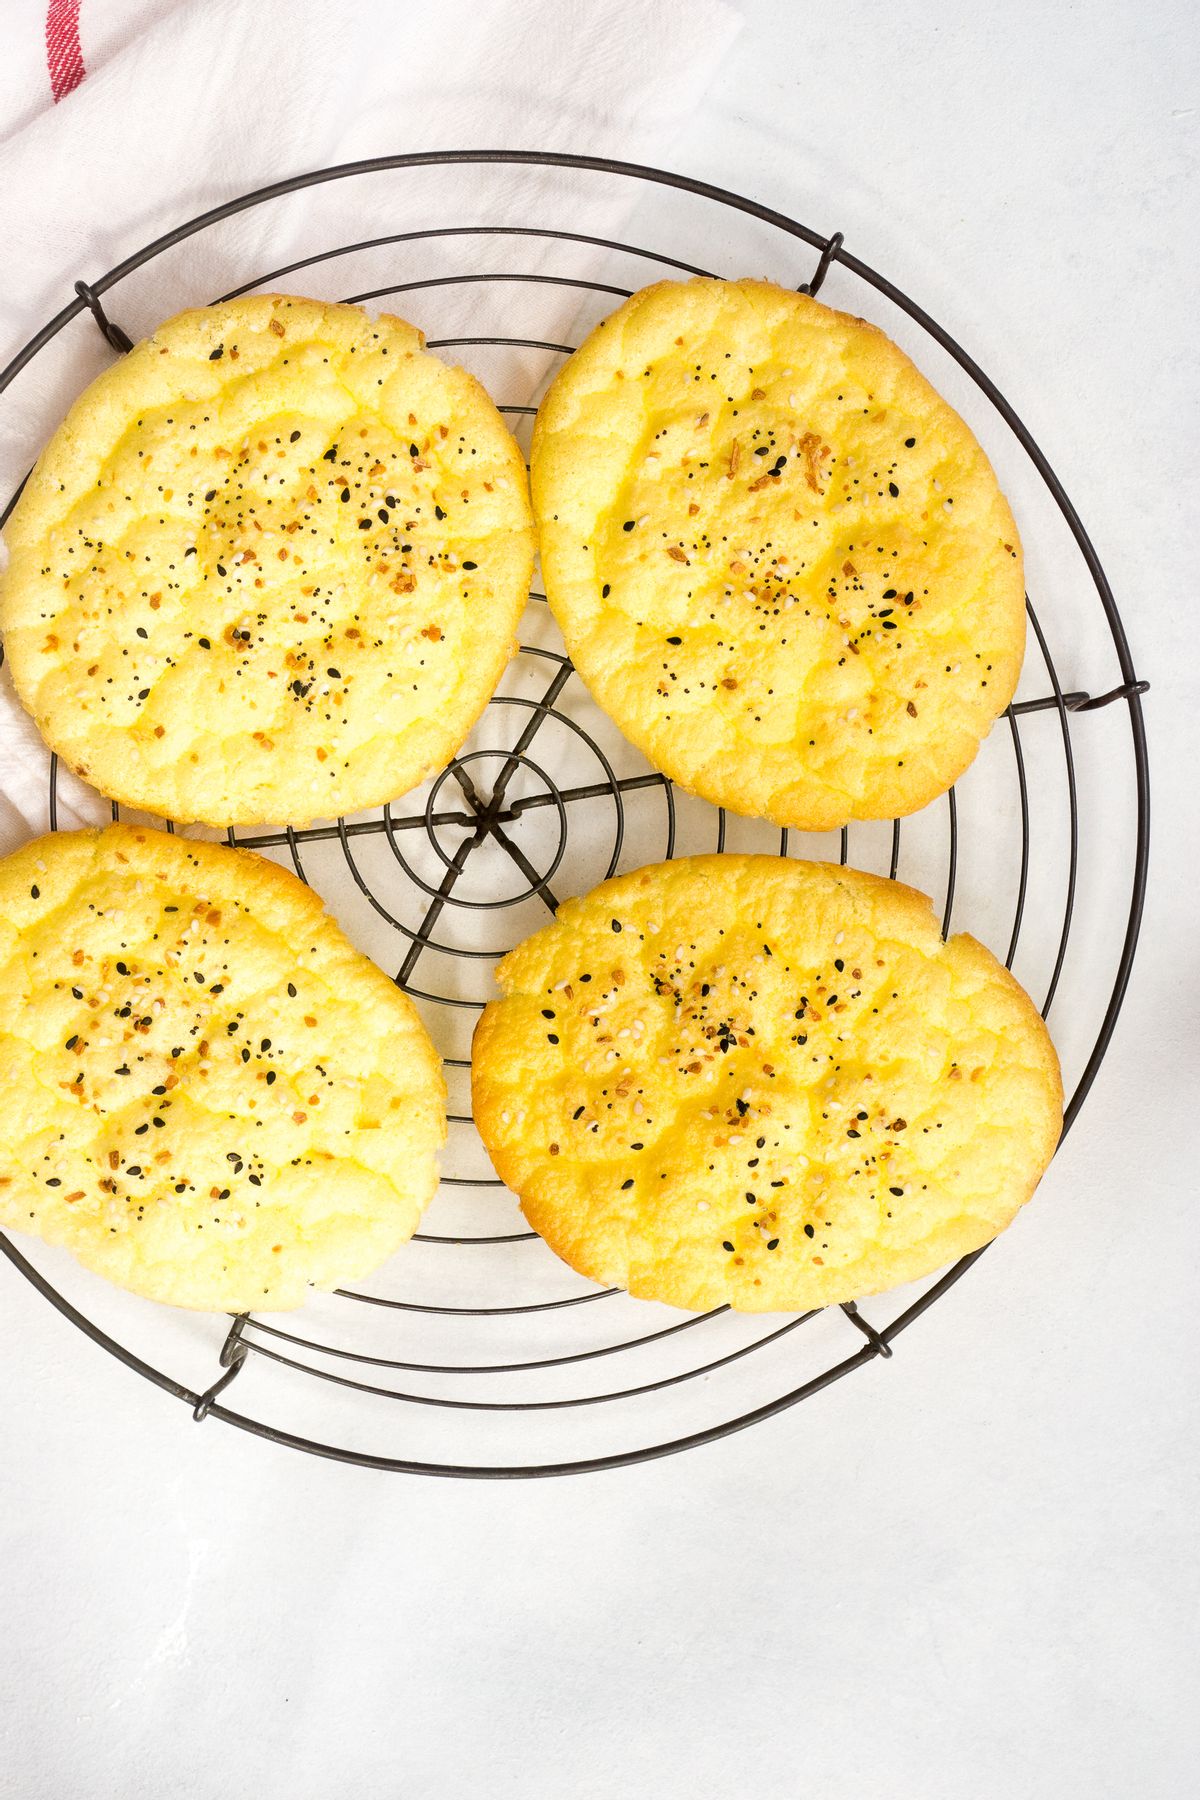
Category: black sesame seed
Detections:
[
  {"x1": 611, "y1": 919, "x2": 622, "y2": 933},
  {"x1": 621, "y1": 1179, "x2": 634, "y2": 1191}
]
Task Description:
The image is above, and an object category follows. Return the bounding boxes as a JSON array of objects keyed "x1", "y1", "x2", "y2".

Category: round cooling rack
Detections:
[{"x1": 0, "y1": 152, "x2": 1150, "y2": 1478}]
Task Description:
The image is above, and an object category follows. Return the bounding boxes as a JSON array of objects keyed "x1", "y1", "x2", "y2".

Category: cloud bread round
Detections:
[
  {"x1": 531, "y1": 279, "x2": 1024, "y2": 830},
  {"x1": 0, "y1": 825, "x2": 446, "y2": 1311},
  {"x1": 0, "y1": 294, "x2": 533, "y2": 826},
  {"x1": 473, "y1": 855, "x2": 1061, "y2": 1313}
]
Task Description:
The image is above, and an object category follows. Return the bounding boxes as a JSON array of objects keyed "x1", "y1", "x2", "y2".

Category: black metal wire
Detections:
[{"x1": 0, "y1": 151, "x2": 1150, "y2": 1478}]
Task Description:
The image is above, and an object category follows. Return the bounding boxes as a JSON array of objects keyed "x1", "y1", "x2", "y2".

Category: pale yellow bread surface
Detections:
[
  {"x1": 473, "y1": 855, "x2": 1061, "y2": 1312},
  {"x1": 0, "y1": 295, "x2": 533, "y2": 826},
  {"x1": 0, "y1": 825, "x2": 446, "y2": 1310},
  {"x1": 531, "y1": 279, "x2": 1024, "y2": 830}
]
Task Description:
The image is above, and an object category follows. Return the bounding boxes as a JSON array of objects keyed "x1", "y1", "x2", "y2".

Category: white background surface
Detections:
[{"x1": 2, "y1": 2, "x2": 1197, "y2": 1795}]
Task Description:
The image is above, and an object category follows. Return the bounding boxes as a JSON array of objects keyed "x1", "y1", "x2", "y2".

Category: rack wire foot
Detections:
[
  {"x1": 1065, "y1": 679, "x2": 1149, "y2": 712},
  {"x1": 799, "y1": 230, "x2": 844, "y2": 297},
  {"x1": 74, "y1": 280, "x2": 133, "y2": 353},
  {"x1": 1010, "y1": 679, "x2": 1149, "y2": 717},
  {"x1": 192, "y1": 1315, "x2": 249, "y2": 1421},
  {"x1": 841, "y1": 1301, "x2": 893, "y2": 1358}
]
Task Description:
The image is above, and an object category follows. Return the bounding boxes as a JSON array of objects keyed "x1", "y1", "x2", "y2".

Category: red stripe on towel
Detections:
[{"x1": 46, "y1": 0, "x2": 86, "y2": 103}]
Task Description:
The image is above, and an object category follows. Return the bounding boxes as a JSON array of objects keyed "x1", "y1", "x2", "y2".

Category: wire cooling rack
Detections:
[{"x1": 0, "y1": 153, "x2": 1149, "y2": 1477}]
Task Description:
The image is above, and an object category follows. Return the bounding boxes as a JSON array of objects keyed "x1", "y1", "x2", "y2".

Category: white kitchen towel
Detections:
[{"x1": 0, "y1": 0, "x2": 742, "y2": 851}]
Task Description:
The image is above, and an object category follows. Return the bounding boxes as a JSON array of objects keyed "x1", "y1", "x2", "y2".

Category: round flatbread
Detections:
[
  {"x1": 531, "y1": 278, "x2": 1024, "y2": 830},
  {"x1": 0, "y1": 825, "x2": 445, "y2": 1311},
  {"x1": 0, "y1": 294, "x2": 533, "y2": 826},
  {"x1": 473, "y1": 855, "x2": 1061, "y2": 1312}
]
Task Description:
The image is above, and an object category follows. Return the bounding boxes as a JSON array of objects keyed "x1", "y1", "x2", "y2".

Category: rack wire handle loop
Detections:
[
  {"x1": 841, "y1": 1300, "x2": 893, "y2": 1358},
  {"x1": 799, "y1": 230, "x2": 844, "y2": 297},
  {"x1": 73, "y1": 281, "x2": 133, "y2": 353}
]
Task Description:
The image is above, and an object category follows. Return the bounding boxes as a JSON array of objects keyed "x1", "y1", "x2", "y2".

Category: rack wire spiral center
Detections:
[{"x1": 0, "y1": 153, "x2": 1149, "y2": 1478}]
